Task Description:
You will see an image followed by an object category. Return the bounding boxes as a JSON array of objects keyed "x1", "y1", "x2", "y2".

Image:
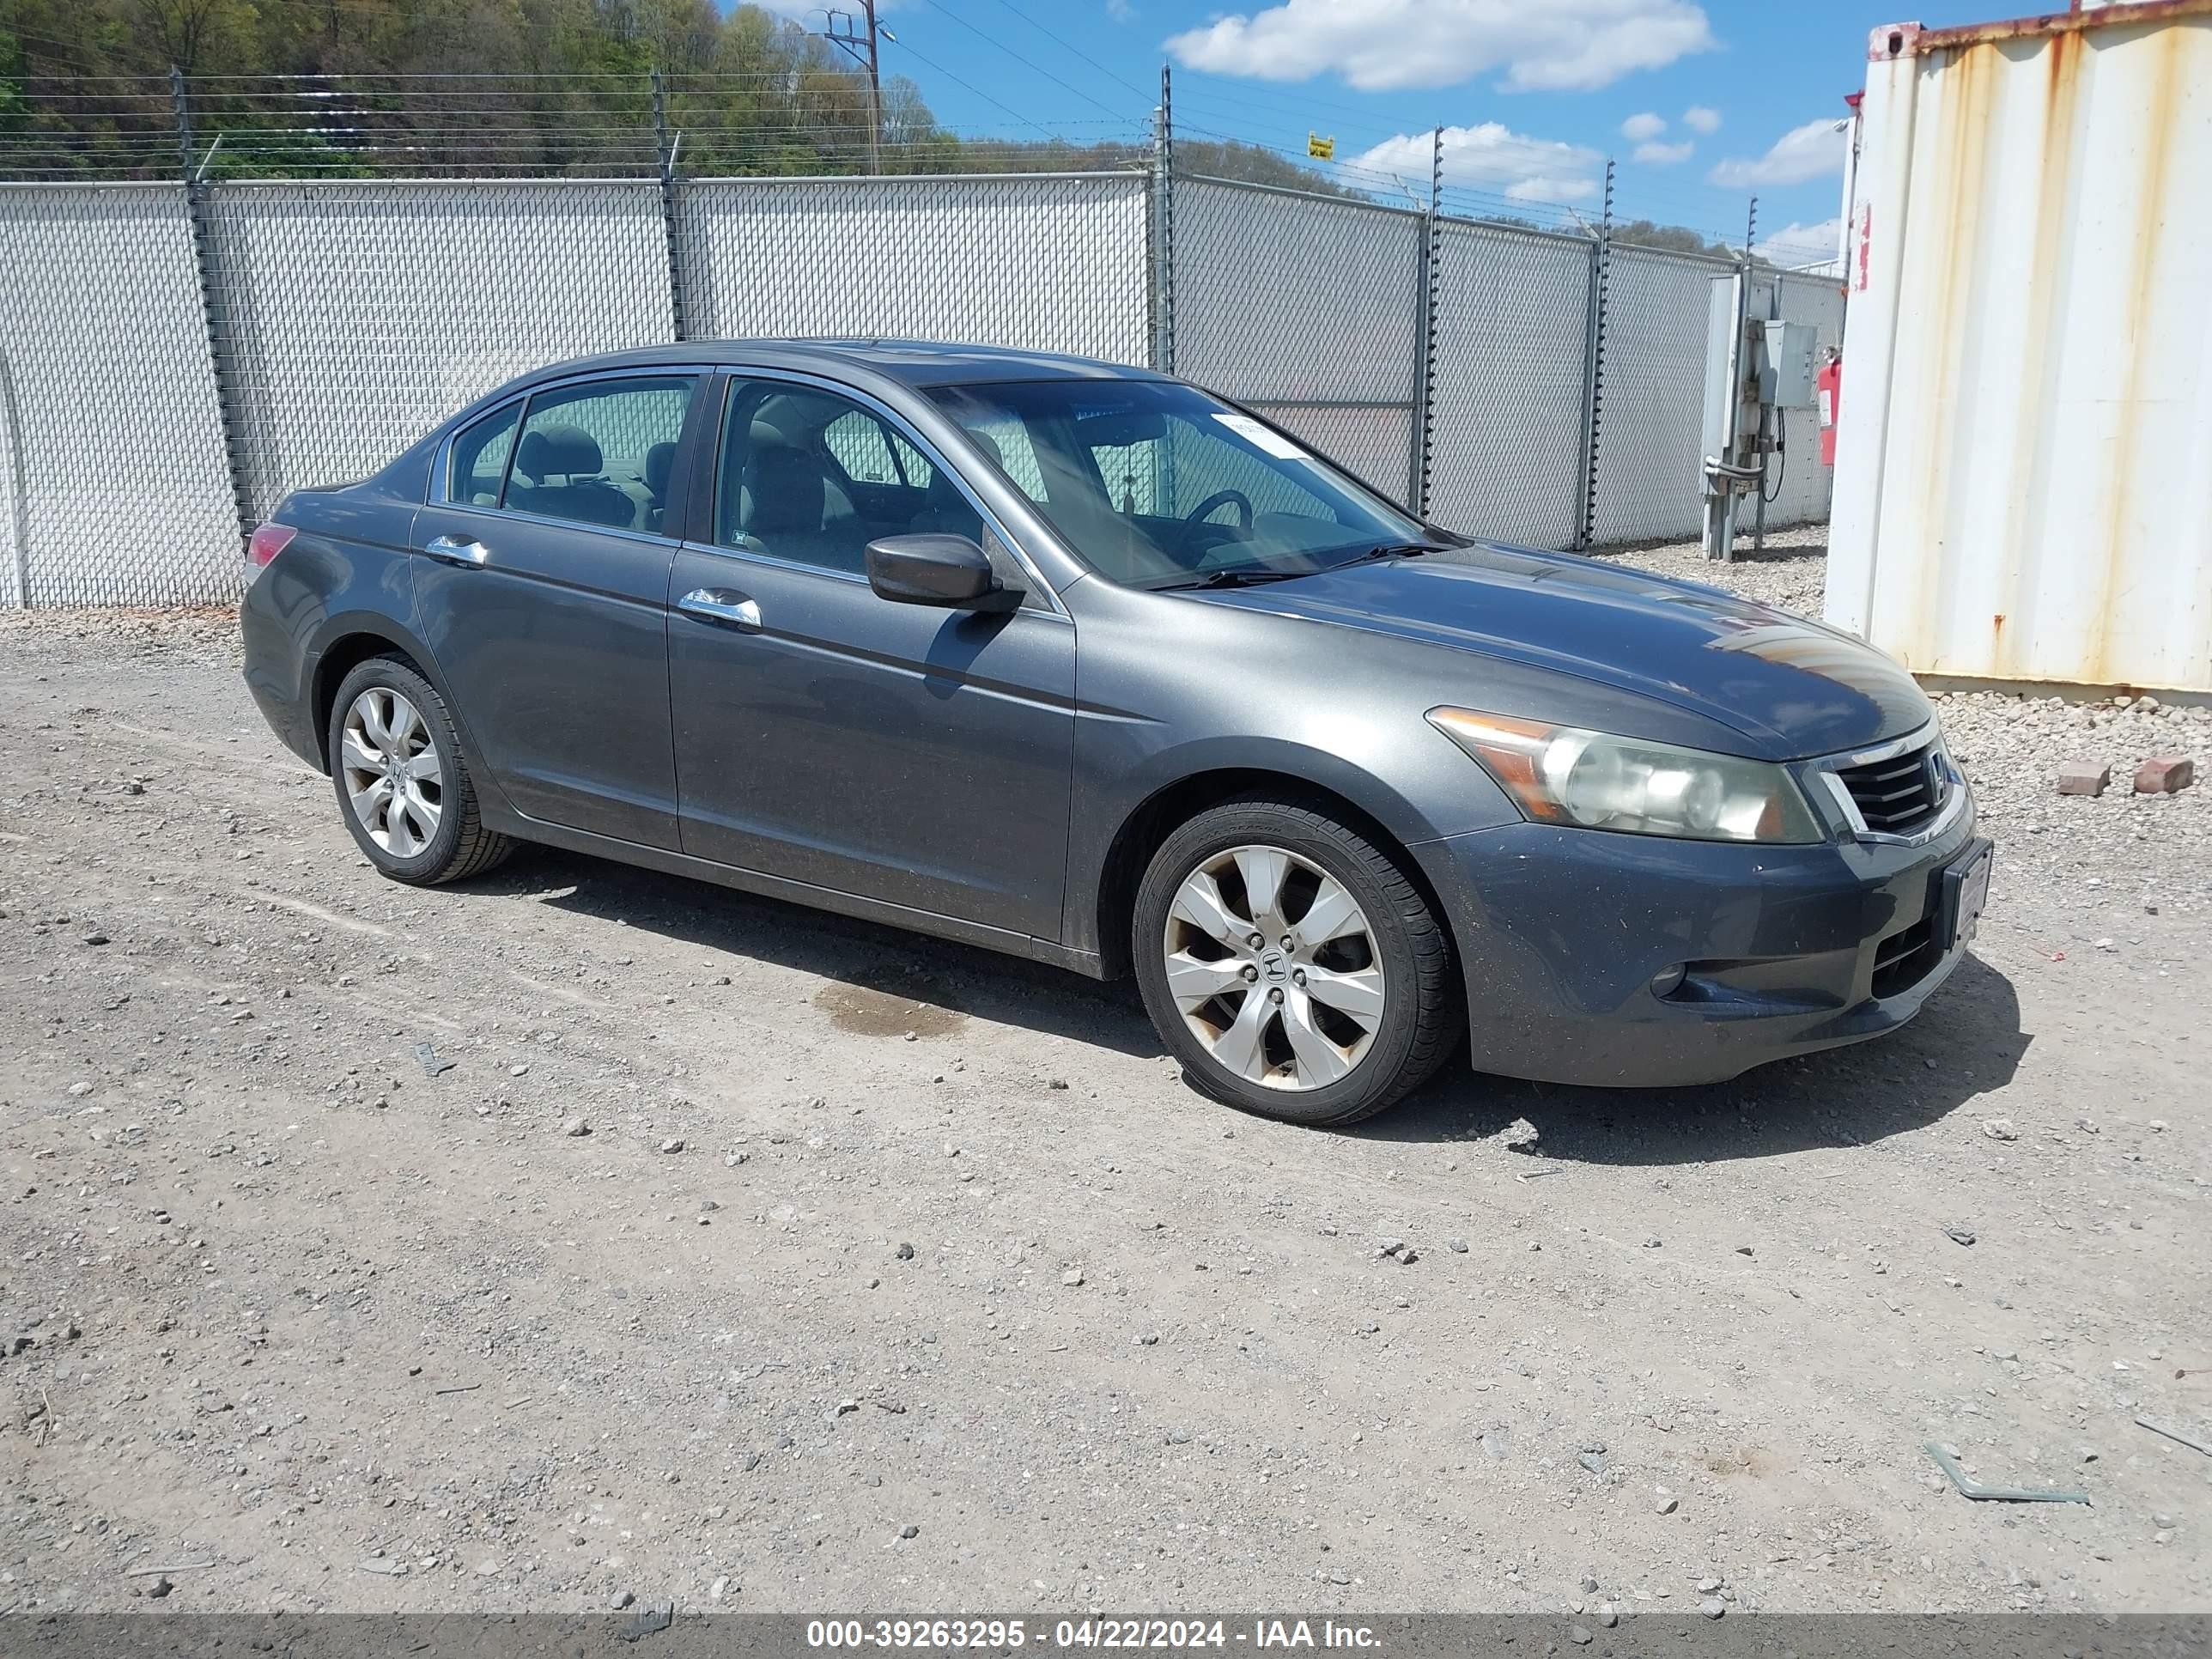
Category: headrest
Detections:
[
  {"x1": 643, "y1": 441, "x2": 676, "y2": 498},
  {"x1": 516, "y1": 423, "x2": 601, "y2": 482},
  {"x1": 744, "y1": 443, "x2": 828, "y2": 535},
  {"x1": 966, "y1": 428, "x2": 1006, "y2": 470}
]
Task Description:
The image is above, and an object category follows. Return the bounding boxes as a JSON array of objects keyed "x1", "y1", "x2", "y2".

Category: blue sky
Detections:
[{"x1": 768, "y1": 0, "x2": 2001, "y2": 264}]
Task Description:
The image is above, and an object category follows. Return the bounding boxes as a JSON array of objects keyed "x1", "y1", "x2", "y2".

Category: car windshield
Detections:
[{"x1": 925, "y1": 379, "x2": 1438, "y2": 589}]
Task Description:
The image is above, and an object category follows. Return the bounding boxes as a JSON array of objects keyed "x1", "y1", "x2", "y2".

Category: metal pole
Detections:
[
  {"x1": 1573, "y1": 156, "x2": 1613, "y2": 551},
  {"x1": 1711, "y1": 194, "x2": 1758, "y2": 562},
  {"x1": 1153, "y1": 64, "x2": 1176, "y2": 377},
  {"x1": 1406, "y1": 125, "x2": 1441, "y2": 519},
  {"x1": 173, "y1": 67, "x2": 256, "y2": 550},
  {"x1": 861, "y1": 0, "x2": 882, "y2": 175},
  {"x1": 652, "y1": 69, "x2": 688, "y2": 343},
  {"x1": 1, "y1": 356, "x2": 27, "y2": 607}
]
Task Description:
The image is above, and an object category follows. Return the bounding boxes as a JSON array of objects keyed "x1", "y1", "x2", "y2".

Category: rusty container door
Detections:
[{"x1": 1826, "y1": 3, "x2": 2212, "y2": 693}]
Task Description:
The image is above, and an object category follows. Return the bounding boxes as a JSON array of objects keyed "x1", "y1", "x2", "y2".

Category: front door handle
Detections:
[
  {"x1": 678, "y1": 588, "x2": 763, "y2": 632},
  {"x1": 423, "y1": 534, "x2": 489, "y2": 568}
]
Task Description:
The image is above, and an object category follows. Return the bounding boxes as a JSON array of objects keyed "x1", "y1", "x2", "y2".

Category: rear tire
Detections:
[
  {"x1": 1132, "y1": 796, "x2": 1461, "y2": 1126},
  {"x1": 327, "y1": 655, "x2": 514, "y2": 885}
]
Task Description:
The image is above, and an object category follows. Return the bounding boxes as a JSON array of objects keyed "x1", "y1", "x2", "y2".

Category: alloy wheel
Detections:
[
  {"x1": 1162, "y1": 843, "x2": 1386, "y2": 1091},
  {"x1": 340, "y1": 687, "x2": 444, "y2": 858}
]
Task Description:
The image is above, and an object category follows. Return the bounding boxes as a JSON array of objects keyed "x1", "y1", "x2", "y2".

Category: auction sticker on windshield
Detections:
[{"x1": 1212, "y1": 412, "x2": 1307, "y2": 459}]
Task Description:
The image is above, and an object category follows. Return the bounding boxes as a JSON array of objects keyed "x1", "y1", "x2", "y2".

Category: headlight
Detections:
[{"x1": 1426, "y1": 707, "x2": 1824, "y2": 844}]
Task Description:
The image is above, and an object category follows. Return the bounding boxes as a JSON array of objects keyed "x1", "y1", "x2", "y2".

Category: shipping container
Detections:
[{"x1": 1826, "y1": 0, "x2": 2212, "y2": 695}]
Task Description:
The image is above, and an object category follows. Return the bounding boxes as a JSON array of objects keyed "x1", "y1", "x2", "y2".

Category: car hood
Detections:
[{"x1": 1189, "y1": 543, "x2": 1930, "y2": 760}]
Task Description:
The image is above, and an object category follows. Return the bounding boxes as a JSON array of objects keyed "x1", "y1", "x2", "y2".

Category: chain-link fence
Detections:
[
  {"x1": 1591, "y1": 245, "x2": 1738, "y2": 546},
  {"x1": 0, "y1": 77, "x2": 1840, "y2": 608},
  {"x1": 1426, "y1": 221, "x2": 1595, "y2": 549},
  {"x1": 675, "y1": 173, "x2": 1151, "y2": 363},
  {"x1": 0, "y1": 183, "x2": 239, "y2": 606},
  {"x1": 1170, "y1": 178, "x2": 1424, "y2": 504},
  {"x1": 204, "y1": 179, "x2": 678, "y2": 525}
]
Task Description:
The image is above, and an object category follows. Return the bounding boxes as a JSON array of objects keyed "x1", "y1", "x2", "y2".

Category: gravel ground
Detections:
[{"x1": 1, "y1": 588, "x2": 2207, "y2": 1621}]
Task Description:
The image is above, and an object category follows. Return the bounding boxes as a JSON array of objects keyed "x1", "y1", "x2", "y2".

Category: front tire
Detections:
[
  {"x1": 327, "y1": 656, "x2": 514, "y2": 885},
  {"x1": 1132, "y1": 797, "x2": 1461, "y2": 1126}
]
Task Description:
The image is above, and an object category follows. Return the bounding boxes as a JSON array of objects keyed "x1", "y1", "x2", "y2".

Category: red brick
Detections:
[
  {"x1": 2133, "y1": 755, "x2": 2196, "y2": 794},
  {"x1": 2056, "y1": 761, "x2": 2110, "y2": 797}
]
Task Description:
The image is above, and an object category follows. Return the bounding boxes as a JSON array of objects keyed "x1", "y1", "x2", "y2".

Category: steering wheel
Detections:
[{"x1": 1182, "y1": 489, "x2": 1255, "y2": 538}]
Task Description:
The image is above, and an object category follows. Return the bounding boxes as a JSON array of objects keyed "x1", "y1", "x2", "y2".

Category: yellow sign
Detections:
[{"x1": 1307, "y1": 133, "x2": 1334, "y2": 161}]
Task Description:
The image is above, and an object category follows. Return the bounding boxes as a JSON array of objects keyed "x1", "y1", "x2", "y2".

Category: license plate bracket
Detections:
[{"x1": 1939, "y1": 839, "x2": 1994, "y2": 951}]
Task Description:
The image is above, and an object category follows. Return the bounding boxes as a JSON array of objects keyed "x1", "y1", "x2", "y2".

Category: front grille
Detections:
[{"x1": 1836, "y1": 743, "x2": 1942, "y2": 835}]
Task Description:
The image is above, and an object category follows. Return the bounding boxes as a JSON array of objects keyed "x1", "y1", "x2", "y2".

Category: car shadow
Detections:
[
  {"x1": 466, "y1": 845, "x2": 1160, "y2": 1060},
  {"x1": 466, "y1": 848, "x2": 2027, "y2": 1164},
  {"x1": 1368, "y1": 952, "x2": 2028, "y2": 1164}
]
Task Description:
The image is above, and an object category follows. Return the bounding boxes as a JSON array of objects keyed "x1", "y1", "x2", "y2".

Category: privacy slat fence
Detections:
[{"x1": 0, "y1": 161, "x2": 1840, "y2": 607}]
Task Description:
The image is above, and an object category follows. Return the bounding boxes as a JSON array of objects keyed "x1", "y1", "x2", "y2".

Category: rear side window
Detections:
[
  {"x1": 447, "y1": 404, "x2": 519, "y2": 506},
  {"x1": 505, "y1": 376, "x2": 698, "y2": 535}
]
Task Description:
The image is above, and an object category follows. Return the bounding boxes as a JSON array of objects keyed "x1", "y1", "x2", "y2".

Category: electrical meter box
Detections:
[{"x1": 1759, "y1": 319, "x2": 1819, "y2": 409}]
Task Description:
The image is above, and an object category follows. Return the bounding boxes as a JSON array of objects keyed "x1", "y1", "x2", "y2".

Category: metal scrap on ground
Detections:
[
  {"x1": 1924, "y1": 1442, "x2": 2091, "y2": 1504},
  {"x1": 2136, "y1": 1416, "x2": 2212, "y2": 1458}
]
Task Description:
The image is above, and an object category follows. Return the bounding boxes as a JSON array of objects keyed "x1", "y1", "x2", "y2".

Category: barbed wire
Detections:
[{"x1": 0, "y1": 69, "x2": 1765, "y2": 258}]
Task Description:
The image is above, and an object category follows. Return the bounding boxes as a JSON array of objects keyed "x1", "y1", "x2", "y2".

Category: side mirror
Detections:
[{"x1": 865, "y1": 534, "x2": 1019, "y2": 611}]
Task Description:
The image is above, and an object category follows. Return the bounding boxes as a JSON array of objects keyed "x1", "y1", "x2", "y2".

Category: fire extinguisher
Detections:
[{"x1": 1816, "y1": 349, "x2": 1842, "y2": 467}]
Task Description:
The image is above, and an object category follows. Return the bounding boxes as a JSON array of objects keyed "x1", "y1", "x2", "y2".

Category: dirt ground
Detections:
[{"x1": 2, "y1": 586, "x2": 2207, "y2": 1621}]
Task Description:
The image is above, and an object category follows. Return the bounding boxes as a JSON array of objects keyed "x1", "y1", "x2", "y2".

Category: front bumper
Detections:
[{"x1": 1410, "y1": 800, "x2": 1983, "y2": 1089}]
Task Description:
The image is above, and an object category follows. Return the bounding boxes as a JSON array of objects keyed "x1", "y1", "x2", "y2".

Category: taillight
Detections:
[{"x1": 246, "y1": 522, "x2": 295, "y2": 582}]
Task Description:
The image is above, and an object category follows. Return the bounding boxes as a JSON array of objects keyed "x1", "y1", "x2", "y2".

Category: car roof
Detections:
[{"x1": 526, "y1": 339, "x2": 1172, "y2": 389}]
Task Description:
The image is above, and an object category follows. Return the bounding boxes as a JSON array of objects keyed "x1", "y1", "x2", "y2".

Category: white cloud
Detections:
[
  {"x1": 1620, "y1": 112, "x2": 1666, "y2": 142},
  {"x1": 1106, "y1": 0, "x2": 1136, "y2": 21},
  {"x1": 1355, "y1": 122, "x2": 1603, "y2": 202},
  {"x1": 1632, "y1": 139, "x2": 1693, "y2": 165},
  {"x1": 1682, "y1": 104, "x2": 1721, "y2": 134},
  {"x1": 1709, "y1": 117, "x2": 1849, "y2": 187},
  {"x1": 1165, "y1": 0, "x2": 1715, "y2": 94},
  {"x1": 1753, "y1": 216, "x2": 1843, "y2": 266}
]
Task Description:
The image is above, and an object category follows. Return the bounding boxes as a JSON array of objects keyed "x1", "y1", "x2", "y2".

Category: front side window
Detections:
[
  {"x1": 926, "y1": 379, "x2": 1429, "y2": 588},
  {"x1": 505, "y1": 375, "x2": 697, "y2": 534},
  {"x1": 715, "y1": 380, "x2": 992, "y2": 576},
  {"x1": 447, "y1": 402, "x2": 520, "y2": 507}
]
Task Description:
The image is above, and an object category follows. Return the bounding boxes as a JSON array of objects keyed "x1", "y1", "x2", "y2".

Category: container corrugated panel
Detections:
[{"x1": 1827, "y1": 2, "x2": 2212, "y2": 693}]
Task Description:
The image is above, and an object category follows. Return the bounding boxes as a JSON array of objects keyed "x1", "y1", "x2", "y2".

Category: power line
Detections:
[
  {"x1": 969, "y1": 0, "x2": 1156, "y2": 102},
  {"x1": 878, "y1": 33, "x2": 1054, "y2": 142},
  {"x1": 908, "y1": 0, "x2": 1130, "y2": 123}
]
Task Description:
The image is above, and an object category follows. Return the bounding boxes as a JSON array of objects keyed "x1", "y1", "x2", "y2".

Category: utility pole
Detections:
[{"x1": 816, "y1": 3, "x2": 883, "y2": 175}]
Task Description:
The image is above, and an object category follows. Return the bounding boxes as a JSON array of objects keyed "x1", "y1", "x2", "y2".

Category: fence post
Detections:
[
  {"x1": 652, "y1": 70, "x2": 689, "y2": 343},
  {"x1": 172, "y1": 67, "x2": 256, "y2": 546},
  {"x1": 1150, "y1": 64, "x2": 1175, "y2": 375},
  {"x1": 2, "y1": 356, "x2": 27, "y2": 607},
  {"x1": 1572, "y1": 157, "x2": 1613, "y2": 550},
  {"x1": 1405, "y1": 125, "x2": 1443, "y2": 519}
]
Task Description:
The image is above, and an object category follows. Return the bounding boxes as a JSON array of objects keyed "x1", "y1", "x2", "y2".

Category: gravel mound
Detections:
[{"x1": 0, "y1": 604, "x2": 243, "y2": 669}]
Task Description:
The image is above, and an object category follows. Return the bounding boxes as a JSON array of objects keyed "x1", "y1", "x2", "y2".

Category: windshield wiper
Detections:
[
  {"x1": 1323, "y1": 540, "x2": 1445, "y2": 571},
  {"x1": 1151, "y1": 567, "x2": 1315, "y2": 592}
]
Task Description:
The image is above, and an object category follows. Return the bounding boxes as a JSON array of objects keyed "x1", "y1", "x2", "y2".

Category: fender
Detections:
[
  {"x1": 1061, "y1": 727, "x2": 1521, "y2": 965},
  {"x1": 299, "y1": 605, "x2": 520, "y2": 821}
]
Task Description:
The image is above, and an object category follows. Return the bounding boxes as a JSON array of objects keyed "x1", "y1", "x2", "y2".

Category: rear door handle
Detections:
[
  {"x1": 423, "y1": 534, "x2": 489, "y2": 568},
  {"x1": 678, "y1": 588, "x2": 763, "y2": 632}
]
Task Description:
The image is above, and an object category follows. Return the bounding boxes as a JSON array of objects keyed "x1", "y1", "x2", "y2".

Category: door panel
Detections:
[
  {"x1": 410, "y1": 372, "x2": 703, "y2": 850},
  {"x1": 669, "y1": 545, "x2": 1075, "y2": 939},
  {"x1": 413, "y1": 504, "x2": 682, "y2": 849}
]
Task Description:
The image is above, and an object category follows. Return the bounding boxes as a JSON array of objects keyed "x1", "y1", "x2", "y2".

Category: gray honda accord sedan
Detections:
[{"x1": 241, "y1": 341, "x2": 1990, "y2": 1125}]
